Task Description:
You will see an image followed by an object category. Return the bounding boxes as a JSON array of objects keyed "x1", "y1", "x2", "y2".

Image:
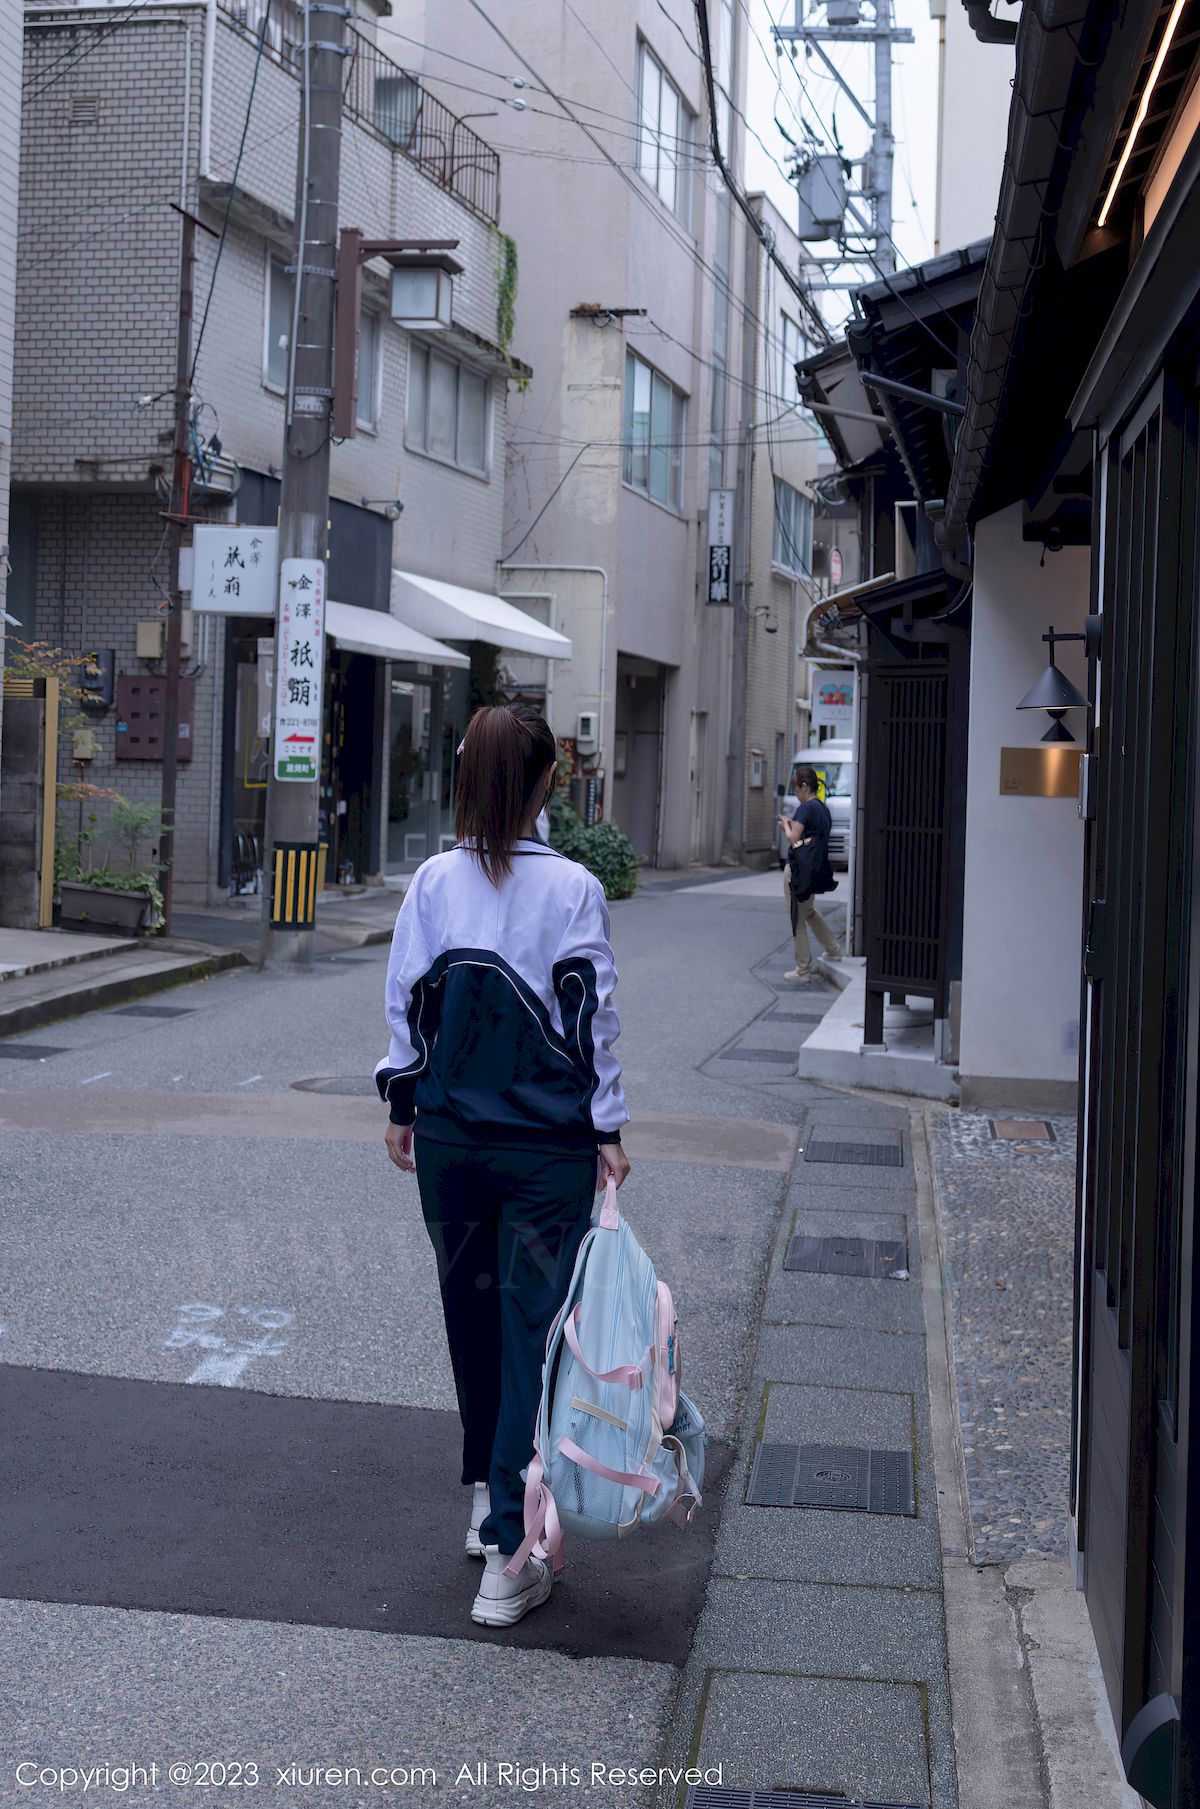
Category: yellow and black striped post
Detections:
[{"x1": 269, "y1": 842, "x2": 326, "y2": 929}]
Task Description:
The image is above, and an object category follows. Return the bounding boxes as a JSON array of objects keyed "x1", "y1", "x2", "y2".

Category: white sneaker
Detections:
[
  {"x1": 825, "y1": 945, "x2": 843, "y2": 962},
  {"x1": 470, "y1": 1546, "x2": 552, "y2": 1627},
  {"x1": 783, "y1": 967, "x2": 811, "y2": 981},
  {"x1": 465, "y1": 1482, "x2": 490, "y2": 1558}
]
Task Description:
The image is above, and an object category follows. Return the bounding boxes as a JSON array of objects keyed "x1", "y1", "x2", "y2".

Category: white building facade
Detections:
[{"x1": 392, "y1": 0, "x2": 752, "y2": 865}]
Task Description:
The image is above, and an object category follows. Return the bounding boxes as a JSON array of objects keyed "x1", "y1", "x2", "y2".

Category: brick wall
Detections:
[{"x1": 25, "y1": 491, "x2": 225, "y2": 893}]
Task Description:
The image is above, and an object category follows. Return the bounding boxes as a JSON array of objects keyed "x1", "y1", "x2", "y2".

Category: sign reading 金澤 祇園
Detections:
[
  {"x1": 707, "y1": 488, "x2": 735, "y2": 604},
  {"x1": 273, "y1": 558, "x2": 325, "y2": 782},
  {"x1": 812, "y1": 673, "x2": 855, "y2": 734},
  {"x1": 191, "y1": 525, "x2": 278, "y2": 616}
]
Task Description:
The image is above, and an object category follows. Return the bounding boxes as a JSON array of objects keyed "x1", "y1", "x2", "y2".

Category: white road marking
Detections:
[
  {"x1": 80, "y1": 1072, "x2": 113, "y2": 1085},
  {"x1": 235, "y1": 1074, "x2": 264, "y2": 1087},
  {"x1": 169, "y1": 1074, "x2": 184, "y2": 1085},
  {"x1": 164, "y1": 1302, "x2": 293, "y2": 1386}
]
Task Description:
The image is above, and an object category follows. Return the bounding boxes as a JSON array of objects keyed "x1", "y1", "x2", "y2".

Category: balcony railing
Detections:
[{"x1": 219, "y1": 2, "x2": 502, "y2": 225}]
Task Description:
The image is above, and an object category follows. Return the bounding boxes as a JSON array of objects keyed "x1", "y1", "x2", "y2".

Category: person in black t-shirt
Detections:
[{"x1": 778, "y1": 763, "x2": 843, "y2": 980}]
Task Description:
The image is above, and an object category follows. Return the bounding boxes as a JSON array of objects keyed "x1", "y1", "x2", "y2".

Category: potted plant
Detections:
[{"x1": 56, "y1": 788, "x2": 165, "y2": 934}]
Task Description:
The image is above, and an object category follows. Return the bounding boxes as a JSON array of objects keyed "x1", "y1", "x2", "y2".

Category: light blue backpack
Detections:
[{"x1": 504, "y1": 1179, "x2": 705, "y2": 1578}]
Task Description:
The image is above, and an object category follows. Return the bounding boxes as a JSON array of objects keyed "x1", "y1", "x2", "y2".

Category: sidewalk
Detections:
[{"x1": 0, "y1": 886, "x2": 404, "y2": 1041}]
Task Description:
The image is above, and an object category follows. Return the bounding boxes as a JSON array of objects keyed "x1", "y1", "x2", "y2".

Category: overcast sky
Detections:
[{"x1": 743, "y1": 0, "x2": 942, "y2": 329}]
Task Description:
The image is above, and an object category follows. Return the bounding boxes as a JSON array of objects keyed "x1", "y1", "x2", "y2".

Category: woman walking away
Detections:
[{"x1": 376, "y1": 704, "x2": 630, "y2": 1629}]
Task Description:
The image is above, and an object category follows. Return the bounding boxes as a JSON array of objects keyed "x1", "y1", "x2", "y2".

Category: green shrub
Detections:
[{"x1": 549, "y1": 796, "x2": 639, "y2": 901}]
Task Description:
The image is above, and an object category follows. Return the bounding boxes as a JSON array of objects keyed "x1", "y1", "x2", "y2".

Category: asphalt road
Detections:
[{"x1": 0, "y1": 868, "x2": 834, "y2": 1809}]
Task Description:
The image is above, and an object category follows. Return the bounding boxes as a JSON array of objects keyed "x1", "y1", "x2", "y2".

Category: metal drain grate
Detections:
[
  {"x1": 805, "y1": 1140, "x2": 904, "y2": 1167},
  {"x1": 685, "y1": 1790, "x2": 925, "y2": 1809},
  {"x1": 747, "y1": 1442, "x2": 915, "y2": 1515},
  {"x1": 114, "y1": 1004, "x2": 194, "y2": 1019},
  {"x1": 0, "y1": 1043, "x2": 67, "y2": 1061},
  {"x1": 784, "y1": 1236, "x2": 908, "y2": 1278}
]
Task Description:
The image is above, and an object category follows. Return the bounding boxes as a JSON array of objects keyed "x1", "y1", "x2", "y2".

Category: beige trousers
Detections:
[{"x1": 785, "y1": 869, "x2": 840, "y2": 970}]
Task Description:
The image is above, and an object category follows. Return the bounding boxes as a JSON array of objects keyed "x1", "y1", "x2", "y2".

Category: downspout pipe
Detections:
[{"x1": 200, "y1": 0, "x2": 216, "y2": 179}]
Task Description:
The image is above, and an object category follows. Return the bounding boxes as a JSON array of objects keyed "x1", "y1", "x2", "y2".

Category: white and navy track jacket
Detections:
[{"x1": 374, "y1": 839, "x2": 628, "y2": 1151}]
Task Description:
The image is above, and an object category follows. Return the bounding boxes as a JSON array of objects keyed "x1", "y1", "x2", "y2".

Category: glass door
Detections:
[{"x1": 387, "y1": 676, "x2": 435, "y2": 869}]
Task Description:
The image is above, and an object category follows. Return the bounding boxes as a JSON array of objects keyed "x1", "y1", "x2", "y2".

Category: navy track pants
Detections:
[{"x1": 413, "y1": 1136, "x2": 597, "y2": 1556}]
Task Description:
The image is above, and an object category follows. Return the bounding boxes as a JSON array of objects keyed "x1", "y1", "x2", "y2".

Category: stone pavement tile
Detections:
[
  {"x1": 685, "y1": 1579, "x2": 955, "y2": 1806},
  {"x1": 692, "y1": 1671, "x2": 932, "y2": 1805},
  {"x1": 0, "y1": 1598, "x2": 678, "y2": 1809},
  {"x1": 788, "y1": 1178, "x2": 920, "y2": 1216},
  {"x1": 804, "y1": 1101, "x2": 914, "y2": 1131},
  {"x1": 774, "y1": 1206, "x2": 913, "y2": 1246},
  {"x1": 753, "y1": 1320, "x2": 931, "y2": 1395},
  {"x1": 712, "y1": 1382, "x2": 941, "y2": 1591},
  {"x1": 763, "y1": 1267, "x2": 926, "y2": 1335},
  {"x1": 714, "y1": 1492, "x2": 943, "y2": 1591}
]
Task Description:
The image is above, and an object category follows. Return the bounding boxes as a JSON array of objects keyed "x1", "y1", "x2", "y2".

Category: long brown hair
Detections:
[{"x1": 455, "y1": 703, "x2": 557, "y2": 884}]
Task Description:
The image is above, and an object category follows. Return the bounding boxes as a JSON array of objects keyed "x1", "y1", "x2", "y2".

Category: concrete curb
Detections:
[{"x1": 0, "y1": 947, "x2": 248, "y2": 1040}]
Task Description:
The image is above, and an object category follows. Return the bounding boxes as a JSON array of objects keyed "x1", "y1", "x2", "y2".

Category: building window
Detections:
[
  {"x1": 773, "y1": 476, "x2": 813, "y2": 575},
  {"x1": 406, "y1": 344, "x2": 490, "y2": 474},
  {"x1": 264, "y1": 254, "x2": 291, "y2": 391},
  {"x1": 623, "y1": 348, "x2": 684, "y2": 510},
  {"x1": 637, "y1": 41, "x2": 692, "y2": 224},
  {"x1": 779, "y1": 311, "x2": 804, "y2": 406},
  {"x1": 356, "y1": 311, "x2": 381, "y2": 431}
]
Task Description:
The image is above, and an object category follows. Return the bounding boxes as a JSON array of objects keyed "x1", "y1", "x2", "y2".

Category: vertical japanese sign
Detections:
[
  {"x1": 707, "y1": 488, "x2": 735, "y2": 604},
  {"x1": 273, "y1": 558, "x2": 325, "y2": 782}
]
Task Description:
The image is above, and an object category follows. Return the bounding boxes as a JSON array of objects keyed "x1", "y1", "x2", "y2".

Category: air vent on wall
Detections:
[{"x1": 69, "y1": 93, "x2": 100, "y2": 125}]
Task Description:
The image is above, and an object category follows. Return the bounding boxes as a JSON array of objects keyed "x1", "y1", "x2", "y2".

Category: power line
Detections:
[
  {"x1": 500, "y1": 444, "x2": 590, "y2": 561},
  {"x1": 459, "y1": 0, "x2": 827, "y2": 376},
  {"x1": 692, "y1": 0, "x2": 829, "y2": 344}
]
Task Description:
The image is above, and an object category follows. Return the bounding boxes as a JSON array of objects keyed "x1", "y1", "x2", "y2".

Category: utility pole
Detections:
[
  {"x1": 259, "y1": 0, "x2": 347, "y2": 969},
  {"x1": 159, "y1": 203, "x2": 218, "y2": 932},
  {"x1": 872, "y1": 0, "x2": 895, "y2": 274},
  {"x1": 773, "y1": 2, "x2": 912, "y2": 281}
]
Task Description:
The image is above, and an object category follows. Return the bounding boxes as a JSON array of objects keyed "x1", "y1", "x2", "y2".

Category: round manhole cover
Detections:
[
  {"x1": 814, "y1": 1467, "x2": 852, "y2": 1483},
  {"x1": 291, "y1": 1077, "x2": 378, "y2": 1096}
]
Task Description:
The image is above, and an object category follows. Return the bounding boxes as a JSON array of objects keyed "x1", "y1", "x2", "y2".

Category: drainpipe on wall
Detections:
[{"x1": 199, "y1": 0, "x2": 216, "y2": 178}]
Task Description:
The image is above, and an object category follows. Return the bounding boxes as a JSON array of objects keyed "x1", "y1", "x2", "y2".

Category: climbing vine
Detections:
[{"x1": 492, "y1": 229, "x2": 525, "y2": 388}]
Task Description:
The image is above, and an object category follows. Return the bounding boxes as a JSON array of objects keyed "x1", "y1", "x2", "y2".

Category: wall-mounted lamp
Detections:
[
  {"x1": 750, "y1": 606, "x2": 779, "y2": 635},
  {"x1": 361, "y1": 497, "x2": 404, "y2": 521},
  {"x1": 1016, "y1": 621, "x2": 1098, "y2": 743}
]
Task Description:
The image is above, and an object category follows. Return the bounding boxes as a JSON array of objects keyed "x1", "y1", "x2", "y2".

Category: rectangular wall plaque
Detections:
[{"x1": 999, "y1": 746, "x2": 1084, "y2": 798}]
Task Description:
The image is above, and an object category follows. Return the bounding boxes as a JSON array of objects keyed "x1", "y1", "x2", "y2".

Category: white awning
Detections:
[
  {"x1": 326, "y1": 600, "x2": 469, "y2": 667},
  {"x1": 391, "y1": 569, "x2": 573, "y2": 660}
]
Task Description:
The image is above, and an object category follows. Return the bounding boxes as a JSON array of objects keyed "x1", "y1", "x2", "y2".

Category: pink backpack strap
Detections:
[
  {"x1": 504, "y1": 1446, "x2": 565, "y2": 1579},
  {"x1": 556, "y1": 1435, "x2": 662, "y2": 1496},
  {"x1": 598, "y1": 1176, "x2": 620, "y2": 1230},
  {"x1": 562, "y1": 1305, "x2": 647, "y2": 1389}
]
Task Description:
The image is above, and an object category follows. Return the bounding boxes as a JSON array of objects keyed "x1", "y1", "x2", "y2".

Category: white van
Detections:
[{"x1": 777, "y1": 740, "x2": 854, "y2": 869}]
